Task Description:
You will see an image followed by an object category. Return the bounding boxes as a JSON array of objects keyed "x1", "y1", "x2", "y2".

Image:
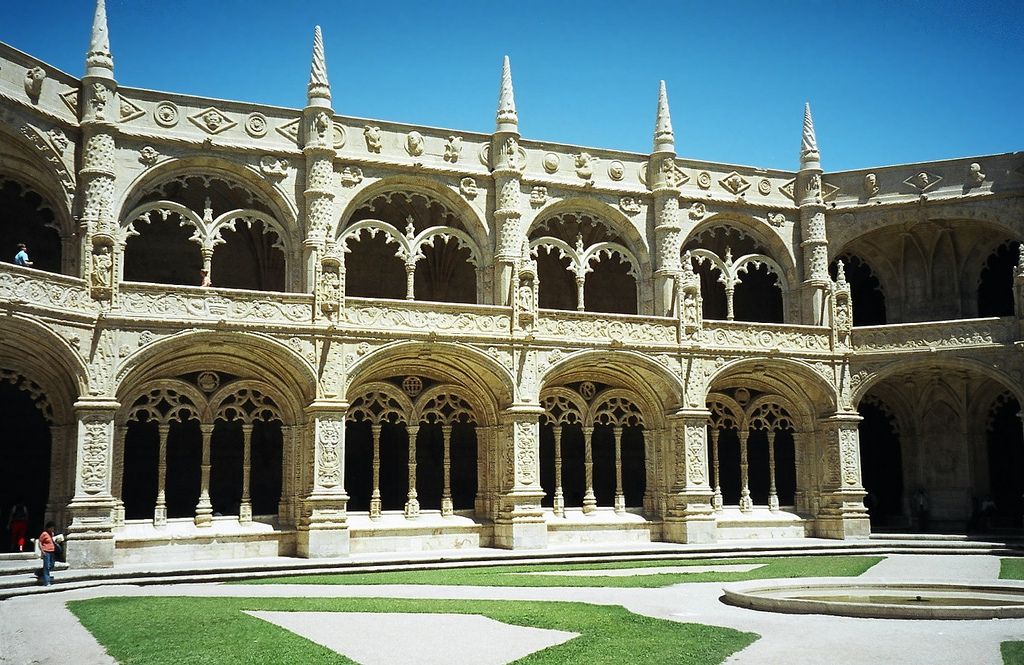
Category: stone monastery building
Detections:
[{"x1": 1, "y1": 1, "x2": 1022, "y2": 568}]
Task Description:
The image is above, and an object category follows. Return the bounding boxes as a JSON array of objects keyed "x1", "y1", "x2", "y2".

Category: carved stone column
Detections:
[
  {"x1": 441, "y1": 424, "x2": 454, "y2": 517},
  {"x1": 582, "y1": 425, "x2": 597, "y2": 514},
  {"x1": 814, "y1": 413, "x2": 870, "y2": 539},
  {"x1": 710, "y1": 428, "x2": 723, "y2": 511},
  {"x1": 404, "y1": 424, "x2": 421, "y2": 518},
  {"x1": 79, "y1": 2, "x2": 119, "y2": 306},
  {"x1": 552, "y1": 426, "x2": 565, "y2": 517},
  {"x1": 738, "y1": 429, "x2": 753, "y2": 511},
  {"x1": 239, "y1": 423, "x2": 253, "y2": 523},
  {"x1": 278, "y1": 425, "x2": 297, "y2": 526},
  {"x1": 46, "y1": 425, "x2": 72, "y2": 529},
  {"x1": 369, "y1": 423, "x2": 382, "y2": 519},
  {"x1": 797, "y1": 104, "x2": 830, "y2": 325},
  {"x1": 110, "y1": 425, "x2": 126, "y2": 526},
  {"x1": 491, "y1": 57, "x2": 524, "y2": 306},
  {"x1": 65, "y1": 398, "x2": 119, "y2": 568},
  {"x1": 767, "y1": 430, "x2": 779, "y2": 512},
  {"x1": 650, "y1": 82, "x2": 684, "y2": 317},
  {"x1": 613, "y1": 425, "x2": 626, "y2": 514},
  {"x1": 663, "y1": 409, "x2": 716, "y2": 543},
  {"x1": 303, "y1": 25, "x2": 336, "y2": 298},
  {"x1": 296, "y1": 402, "x2": 350, "y2": 557},
  {"x1": 154, "y1": 423, "x2": 170, "y2": 526},
  {"x1": 493, "y1": 406, "x2": 546, "y2": 549},
  {"x1": 195, "y1": 424, "x2": 214, "y2": 526}
]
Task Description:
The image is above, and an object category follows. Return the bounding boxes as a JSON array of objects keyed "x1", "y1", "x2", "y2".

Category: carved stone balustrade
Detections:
[{"x1": 852, "y1": 317, "x2": 1018, "y2": 356}]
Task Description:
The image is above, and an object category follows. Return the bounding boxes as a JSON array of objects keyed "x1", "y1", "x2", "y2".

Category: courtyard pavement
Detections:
[{"x1": 1, "y1": 553, "x2": 1021, "y2": 665}]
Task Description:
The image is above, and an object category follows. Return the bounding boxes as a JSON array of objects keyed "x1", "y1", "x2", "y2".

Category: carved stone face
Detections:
[{"x1": 863, "y1": 173, "x2": 876, "y2": 191}]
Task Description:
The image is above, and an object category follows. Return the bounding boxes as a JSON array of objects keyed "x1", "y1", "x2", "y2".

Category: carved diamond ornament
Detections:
[
  {"x1": 903, "y1": 171, "x2": 943, "y2": 193},
  {"x1": 189, "y1": 107, "x2": 237, "y2": 135},
  {"x1": 276, "y1": 118, "x2": 301, "y2": 144},
  {"x1": 117, "y1": 95, "x2": 145, "y2": 123},
  {"x1": 719, "y1": 171, "x2": 751, "y2": 195}
]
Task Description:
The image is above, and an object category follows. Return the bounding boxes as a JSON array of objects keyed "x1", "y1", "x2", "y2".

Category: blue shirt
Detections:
[{"x1": 14, "y1": 250, "x2": 29, "y2": 266}]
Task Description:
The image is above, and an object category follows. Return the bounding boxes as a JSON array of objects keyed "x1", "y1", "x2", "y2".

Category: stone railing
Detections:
[
  {"x1": 340, "y1": 298, "x2": 512, "y2": 337},
  {"x1": 117, "y1": 282, "x2": 313, "y2": 326},
  {"x1": 699, "y1": 320, "x2": 834, "y2": 355},
  {"x1": 0, "y1": 264, "x2": 98, "y2": 317},
  {"x1": 852, "y1": 317, "x2": 1018, "y2": 354},
  {"x1": 535, "y1": 309, "x2": 678, "y2": 347}
]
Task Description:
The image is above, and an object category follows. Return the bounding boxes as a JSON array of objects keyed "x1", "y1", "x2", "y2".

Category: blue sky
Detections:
[{"x1": 2, "y1": 1, "x2": 1021, "y2": 171}]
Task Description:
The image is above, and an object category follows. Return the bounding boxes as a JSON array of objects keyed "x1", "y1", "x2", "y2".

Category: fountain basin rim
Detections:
[{"x1": 722, "y1": 577, "x2": 1024, "y2": 620}]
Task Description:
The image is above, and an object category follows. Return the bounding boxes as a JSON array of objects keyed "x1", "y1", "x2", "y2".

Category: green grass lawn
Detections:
[
  {"x1": 1000, "y1": 558, "x2": 1024, "y2": 580},
  {"x1": 1003, "y1": 641, "x2": 1024, "y2": 665},
  {"x1": 68, "y1": 596, "x2": 757, "y2": 665},
  {"x1": 238, "y1": 555, "x2": 883, "y2": 588}
]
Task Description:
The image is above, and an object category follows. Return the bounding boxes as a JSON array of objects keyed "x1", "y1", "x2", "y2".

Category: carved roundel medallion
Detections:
[
  {"x1": 197, "y1": 371, "x2": 220, "y2": 393},
  {"x1": 542, "y1": 153, "x2": 560, "y2": 174},
  {"x1": 154, "y1": 101, "x2": 179, "y2": 128},
  {"x1": 608, "y1": 161, "x2": 625, "y2": 181},
  {"x1": 579, "y1": 381, "x2": 596, "y2": 400},
  {"x1": 245, "y1": 112, "x2": 269, "y2": 138},
  {"x1": 402, "y1": 376, "x2": 423, "y2": 397}
]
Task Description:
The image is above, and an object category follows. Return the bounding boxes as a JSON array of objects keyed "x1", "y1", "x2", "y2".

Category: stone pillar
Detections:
[
  {"x1": 441, "y1": 424, "x2": 454, "y2": 516},
  {"x1": 491, "y1": 56, "x2": 524, "y2": 306},
  {"x1": 296, "y1": 402, "x2": 350, "y2": 557},
  {"x1": 65, "y1": 398, "x2": 119, "y2": 568},
  {"x1": 710, "y1": 428, "x2": 723, "y2": 511},
  {"x1": 663, "y1": 409, "x2": 716, "y2": 543},
  {"x1": 239, "y1": 422, "x2": 253, "y2": 523},
  {"x1": 582, "y1": 425, "x2": 597, "y2": 513},
  {"x1": 153, "y1": 423, "x2": 169, "y2": 526},
  {"x1": 493, "y1": 407, "x2": 546, "y2": 549},
  {"x1": 814, "y1": 413, "x2": 870, "y2": 539},
  {"x1": 369, "y1": 423, "x2": 382, "y2": 519},
  {"x1": 195, "y1": 424, "x2": 214, "y2": 526},
  {"x1": 46, "y1": 425, "x2": 72, "y2": 528},
  {"x1": 613, "y1": 426, "x2": 626, "y2": 514},
  {"x1": 738, "y1": 430, "x2": 753, "y2": 511},
  {"x1": 304, "y1": 26, "x2": 337, "y2": 306},
  {"x1": 110, "y1": 425, "x2": 126, "y2": 526},
  {"x1": 649, "y1": 82, "x2": 684, "y2": 317},
  {"x1": 797, "y1": 104, "x2": 831, "y2": 325},
  {"x1": 404, "y1": 424, "x2": 421, "y2": 518},
  {"x1": 552, "y1": 426, "x2": 565, "y2": 517}
]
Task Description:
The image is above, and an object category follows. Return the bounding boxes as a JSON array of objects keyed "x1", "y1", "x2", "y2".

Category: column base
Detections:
[
  {"x1": 153, "y1": 505, "x2": 167, "y2": 527},
  {"x1": 494, "y1": 492, "x2": 546, "y2": 550},
  {"x1": 613, "y1": 494, "x2": 626, "y2": 514},
  {"x1": 404, "y1": 498, "x2": 420, "y2": 519},
  {"x1": 65, "y1": 509, "x2": 115, "y2": 568},
  {"x1": 663, "y1": 515, "x2": 717, "y2": 544},
  {"x1": 296, "y1": 493, "x2": 350, "y2": 558},
  {"x1": 195, "y1": 497, "x2": 213, "y2": 527},
  {"x1": 296, "y1": 525, "x2": 350, "y2": 558},
  {"x1": 239, "y1": 502, "x2": 252, "y2": 523},
  {"x1": 441, "y1": 497, "x2": 453, "y2": 517},
  {"x1": 814, "y1": 514, "x2": 871, "y2": 539}
]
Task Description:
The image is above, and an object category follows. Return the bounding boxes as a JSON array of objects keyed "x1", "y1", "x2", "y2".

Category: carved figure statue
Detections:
[
  {"x1": 863, "y1": 173, "x2": 878, "y2": 196},
  {"x1": 444, "y1": 136, "x2": 462, "y2": 163},
  {"x1": 91, "y1": 246, "x2": 112, "y2": 288},
  {"x1": 406, "y1": 131, "x2": 424, "y2": 157},
  {"x1": 969, "y1": 162, "x2": 985, "y2": 186},
  {"x1": 363, "y1": 125, "x2": 383, "y2": 153},
  {"x1": 24, "y1": 67, "x2": 45, "y2": 102},
  {"x1": 91, "y1": 82, "x2": 108, "y2": 119},
  {"x1": 575, "y1": 152, "x2": 594, "y2": 179},
  {"x1": 314, "y1": 112, "x2": 330, "y2": 141}
]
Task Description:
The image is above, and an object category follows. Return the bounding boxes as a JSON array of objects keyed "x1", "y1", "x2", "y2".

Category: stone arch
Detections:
[
  {"x1": 338, "y1": 179, "x2": 487, "y2": 303},
  {"x1": 539, "y1": 350, "x2": 683, "y2": 421},
  {"x1": 346, "y1": 342, "x2": 513, "y2": 421},
  {"x1": 529, "y1": 198, "x2": 652, "y2": 315},
  {"x1": 705, "y1": 358, "x2": 838, "y2": 420},
  {"x1": 115, "y1": 331, "x2": 316, "y2": 412},
  {"x1": 0, "y1": 315, "x2": 85, "y2": 531},
  {"x1": 117, "y1": 158, "x2": 298, "y2": 290},
  {"x1": 116, "y1": 156, "x2": 299, "y2": 232},
  {"x1": 0, "y1": 123, "x2": 76, "y2": 273},
  {"x1": 976, "y1": 239, "x2": 1021, "y2": 318},
  {"x1": 337, "y1": 175, "x2": 490, "y2": 251},
  {"x1": 683, "y1": 215, "x2": 796, "y2": 323},
  {"x1": 850, "y1": 357, "x2": 1024, "y2": 410}
]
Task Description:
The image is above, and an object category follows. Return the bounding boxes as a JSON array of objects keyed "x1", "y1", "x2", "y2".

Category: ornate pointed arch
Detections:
[
  {"x1": 682, "y1": 213, "x2": 798, "y2": 288},
  {"x1": 707, "y1": 392, "x2": 744, "y2": 431},
  {"x1": 209, "y1": 382, "x2": 285, "y2": 424},
  {"x1": 414, "y1": 385, "x2": 478, "y2": 425},
  {"x1": 346, "y1": 381, "x2": 413, "y2": 425},
  {"x1": 529, "y1": 197, "x2": 651, "y2": 270},
  {"x1": 746, "y1": 395, "x2": 798, "y2": 432},
  {"x1": 123, "y1": 380, "x2": 204, "y2": 425},
  {"x1": 588, "y1": 389, "x2": 645, "y2": 428},
  {"x1": 539, "y1": 387, "x2": 587, "y2": 427},
  {"x1": 337, "y1": 175, "x2": 489, "y2": 253}
]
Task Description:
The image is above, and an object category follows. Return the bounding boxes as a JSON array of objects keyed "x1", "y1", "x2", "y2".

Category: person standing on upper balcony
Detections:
[{"x1": 14, "y1": 244, "x2": 33, "y2": 267}]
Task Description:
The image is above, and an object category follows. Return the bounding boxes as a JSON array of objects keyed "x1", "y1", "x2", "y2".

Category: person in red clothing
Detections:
[
  {"x1": 7, "y1": 502, "x2": 28, "y2": 552},
  {"x1": 38, "y1": 522, "x2": 56, "y2": 587}
]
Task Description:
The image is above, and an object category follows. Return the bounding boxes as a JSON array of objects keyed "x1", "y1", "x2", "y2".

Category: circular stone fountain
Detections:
[{"x1": 722, "y1": 578, "x2": 1024, "y2": 620}]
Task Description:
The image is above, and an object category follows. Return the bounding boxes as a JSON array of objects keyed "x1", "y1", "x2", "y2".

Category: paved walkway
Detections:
[{"x1": 1, "y1": 554, "x2": 1021, "y2": 665}]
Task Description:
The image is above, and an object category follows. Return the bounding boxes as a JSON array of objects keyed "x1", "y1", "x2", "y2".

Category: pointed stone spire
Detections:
[
  {"x1": 85, "y1": 0, "x2": 113, "y2": 76},
  {"x1": 800, "y1": 102, "x2": 820, "y2": 169},
  {"x1": 653, "y1": 80, "x2": 675, "y2": 154},
  {"x1": 307, "y1": 25, "x2": 331, "y2": 105},
  {"x1": 496, "y1": 55, "x2": 518, "y2": 133}
]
